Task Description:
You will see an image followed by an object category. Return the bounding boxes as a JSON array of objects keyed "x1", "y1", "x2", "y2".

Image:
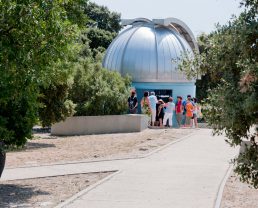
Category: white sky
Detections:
[{"x1": 92, "y1": 0, "x2": 244, "y2": 37}]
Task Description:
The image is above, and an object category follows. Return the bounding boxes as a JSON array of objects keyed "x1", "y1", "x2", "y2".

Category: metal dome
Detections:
[{"x1": 103, "y1": 18, "x2": 198, "y2": 83}]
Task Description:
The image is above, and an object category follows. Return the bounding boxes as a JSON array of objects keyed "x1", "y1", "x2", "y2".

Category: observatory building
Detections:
[{"x1": 103, "y1": 17, "x2": 198, "y2": 108}]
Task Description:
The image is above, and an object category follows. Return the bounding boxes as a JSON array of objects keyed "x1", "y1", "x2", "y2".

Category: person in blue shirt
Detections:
[
  {"x1": 163, "y1": 97, "x2": 175, "y2": 127},
  {"x1": 149, "y1": 91, "x2": 158, "y2": 126}
]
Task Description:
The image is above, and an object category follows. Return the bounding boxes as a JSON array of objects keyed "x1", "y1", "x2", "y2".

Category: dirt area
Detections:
[
  {"x1": 221, "y1": 172, "x2": 258, "y2": 208},
  {"x1": 0, "y1": 172, "x2": 113, "y2": 208},
  {"x1": 6, "y1": 128, "x2": 195, "y2": 168}
]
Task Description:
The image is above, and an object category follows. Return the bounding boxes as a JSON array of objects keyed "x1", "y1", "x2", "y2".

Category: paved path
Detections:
[
  {"x1": 65, "y1": 129, "x2": 238, "y2": 208},
  {"x1": 2, "y1": 129, "x2": 238, "y2": 208}
]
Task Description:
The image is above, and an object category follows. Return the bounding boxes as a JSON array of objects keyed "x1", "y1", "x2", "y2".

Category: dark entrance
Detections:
[
  {"x1": 154, "y1": 89, "x2": 173, "y2": 102},
  {"x1": 136, "y1": 89, "x2": 173, "y2": 113}
]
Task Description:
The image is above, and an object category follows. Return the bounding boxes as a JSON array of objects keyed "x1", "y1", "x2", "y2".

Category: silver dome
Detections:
[{"x1": 103, "y1": 18, "x2": 198, "y2": 83}]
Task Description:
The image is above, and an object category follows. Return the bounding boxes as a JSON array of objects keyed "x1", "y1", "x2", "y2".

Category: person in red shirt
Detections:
[{"x1": 175, "y1": 96, "x2": 183, "y2": 127}]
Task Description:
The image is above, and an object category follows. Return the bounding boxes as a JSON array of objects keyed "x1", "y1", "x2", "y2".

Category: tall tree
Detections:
[
  {"x1": 0, "y1": 0, "x2": 80, "y2": 147},
  {"x1": 179, "y1": 0, "x2": 258, "y2": 187}
]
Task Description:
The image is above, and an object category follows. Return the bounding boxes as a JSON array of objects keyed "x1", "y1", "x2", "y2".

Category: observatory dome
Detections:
[{"x1": 103, "y1": 18, "x2": 198, "y2": 83}]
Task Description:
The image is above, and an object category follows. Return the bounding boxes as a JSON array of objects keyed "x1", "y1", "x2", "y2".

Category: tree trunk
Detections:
[{"x1": 0, "y1": 151, "x2": 6, "y2": 178}]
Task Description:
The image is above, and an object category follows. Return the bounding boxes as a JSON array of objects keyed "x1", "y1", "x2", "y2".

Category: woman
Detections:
[
  {"x1": 141, "y1": 91, "x2": 151, "y2": 117},
  {"x1": 156, "y1": 99, "x2": 165, "y2": 127}
]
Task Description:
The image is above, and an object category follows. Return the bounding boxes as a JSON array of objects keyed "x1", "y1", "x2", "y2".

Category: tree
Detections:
[
  {"x1": 39, "y1": 0, "x2": 124, "y2": 124},
  {"x1": 179, "y1": 0, "x2": 258, "y2": 187},
  {"x1": 38, "y1": 0, "x2": 89, "y2": 127},
  {"x1": 194, "y1": 34, "x2": 217, "y2": 101},
  {"x1": 85, "y1": 28, "x2": 117, "y2": 50},
  {"x1": 38, "y1": 61, "x2": 76, "y2": 127},
  {"x1": 85, "y1": 2, "x2": 121, "y2": 33},
  {"x1": 81, "y1": 1, "x2": 121, "y2": 53},
  {"x1": 0, "y1": 0, "x2": 80, "y2": 148}
]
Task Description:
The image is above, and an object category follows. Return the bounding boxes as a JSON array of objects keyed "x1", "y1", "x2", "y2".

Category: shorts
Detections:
[
  {"x1": 192, "y1": 113, "x2": 197, "y2": 119},
  {"x1": 151, "y1": 108, "x2": 156, "y2": 123},
  {"x1": 185, "y1": 116, "x2": 192, "y2": 125}
]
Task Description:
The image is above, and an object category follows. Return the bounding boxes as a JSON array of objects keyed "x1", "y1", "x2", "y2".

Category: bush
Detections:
[{"x1": 70, "y1": 58, "x2": 131, "y2": 116}]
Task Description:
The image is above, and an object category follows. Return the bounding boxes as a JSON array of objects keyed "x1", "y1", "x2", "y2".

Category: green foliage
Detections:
[
  {"x1": 63, "y1": 0, "x2": 88, "y2": 28},
  {"x1": 0, "y1": 83, "x2": 38, "y2": 148},
  {"x1": 66, "y1": 1, "x2": 129, "y2": 116},
  {"x1": 85, "y1": 2, "x2": 121, "y2": 33},
  {"x1": 0, "y1": 0, "x2": 80, "y2": 148},
  {"x1": 193, "y1": 34, "x2": 218, "y2": 101},
  {"x1": 76, "y1": 1, "x2": 121, "y2": 56},
  {"x1": 70, "y1": 55, "x2": 131, "y2": 116},
  {"x1": 38, "y1": 0, "x2": 123, "y2": 124},
  {"x1": 234, "y1": 144, "x2": 258, "y2": 188},
  {"x1": 37, "y1": 0, "x2": 124, "y2": 126},
  {"x1": 38, "y1": 83, "x2": 76, "y2": 127},
  {"x1": 179, "y1": 0, "x2": 258, "y2": 187},
  {"x1": 85, "y1": 28, "x2": 117, "y2": 50}
]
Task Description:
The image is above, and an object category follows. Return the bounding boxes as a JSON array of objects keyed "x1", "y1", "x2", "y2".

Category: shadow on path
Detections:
[{"x1": 0, "y1": 183, "x2": 49, "y2": 207}]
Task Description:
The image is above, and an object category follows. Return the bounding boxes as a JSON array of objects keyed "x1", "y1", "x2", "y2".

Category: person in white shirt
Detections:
[
  {"x1": 163, "y1": 97, "x2": 175, "y2": 127},
  {"x1": 148, "y1": 92, "x2": 158, "y2": 126}
]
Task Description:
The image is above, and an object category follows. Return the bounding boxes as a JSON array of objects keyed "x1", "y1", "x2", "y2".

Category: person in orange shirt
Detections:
[{"x1": 185, "y1": 96, "x2": 194, "y2": 127}]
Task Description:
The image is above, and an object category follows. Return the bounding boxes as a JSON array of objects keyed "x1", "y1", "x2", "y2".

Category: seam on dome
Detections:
[
  {"x1": 120, "y1": 26, "x2": 141, "y2": 76},
  {"x1": 163, "y1": 29, "x2": 174, "y2": 80},
  {"x1": 111, "y1": 30, "x2": 129, "y2": 71},
  {"x1": 112, "y1": 26, "x2": 137, "y2": 70},
  {"x1": 153, "y1": 25, "x2": 159, "y2": 80},
  {"x1": 103, "y1": 26, "x2": 132, "y2": 70}
]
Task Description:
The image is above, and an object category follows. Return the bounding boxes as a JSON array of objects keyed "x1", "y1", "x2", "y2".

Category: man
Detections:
[
  {"x1": 148, "y1": 91, "x2": 158, "y2": 126},
  {"x1": 185, "y1": 95, "x2": 194, "y2": 127},
  {"x1": 163, "y1": 97, "x2": 175, "y2": 127},
  {"x1": 175, "y1": 96, "x2": 183, "y2": 127},
  {"x1": 128, "y1": 91, "x2": 138, "y2": 114}
]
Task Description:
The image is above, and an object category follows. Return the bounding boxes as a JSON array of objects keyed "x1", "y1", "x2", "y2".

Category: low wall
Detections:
[{"x1": 51, "y1": 114, "x2": 149, "y2": 136}]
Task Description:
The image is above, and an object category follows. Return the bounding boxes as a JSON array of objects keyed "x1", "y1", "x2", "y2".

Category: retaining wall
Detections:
[{"x1": 51, "y1": 114, "x2": 149, "y2": 136}]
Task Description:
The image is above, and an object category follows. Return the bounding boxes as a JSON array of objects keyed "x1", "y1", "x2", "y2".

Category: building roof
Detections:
[{"x1": 103, "y1": 18, "x2": 198, "y2": 83}]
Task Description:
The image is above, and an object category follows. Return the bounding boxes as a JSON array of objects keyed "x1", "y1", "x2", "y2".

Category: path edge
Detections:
[
  {"x1": 54, "y1": 170, "x2": 121, "y2": 208},
  {"x1": 6, "y1": 131, "x2": 197, "y2": 170},
  {"x1": 214, "y1": 164, "x2": 233, "y2": 208}
]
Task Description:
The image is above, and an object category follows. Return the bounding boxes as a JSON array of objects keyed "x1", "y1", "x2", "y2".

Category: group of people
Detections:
[{"x1": 128, "y1": 91, "x2": 201, "y2": 128}]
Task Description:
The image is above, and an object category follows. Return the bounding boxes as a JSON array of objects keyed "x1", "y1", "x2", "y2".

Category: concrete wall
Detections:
[{"x1": 51, "y1": 114, "x2": 149, "y2": 136}]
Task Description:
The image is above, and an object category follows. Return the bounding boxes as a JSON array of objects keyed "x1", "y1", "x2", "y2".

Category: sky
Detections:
[{"x1": 92, "y1": 0, "x2": 244, "y2": 37}]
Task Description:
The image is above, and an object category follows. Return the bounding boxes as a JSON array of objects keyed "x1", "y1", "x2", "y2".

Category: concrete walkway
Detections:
[
  {"x1": 2, "y1": 129, "x2": 238, "y2": 208},
  {"x1": 64, "y1": 129, "x2": 238, "y2": 208}
]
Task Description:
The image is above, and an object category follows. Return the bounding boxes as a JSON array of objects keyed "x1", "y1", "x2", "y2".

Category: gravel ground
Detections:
[
  {"x1": 6, "y1": 128, "x2": 195, "y2": 168},
  {"x1": 221, "y1": 172, "x2": 258, "y2": 208},
  {"x1": 0, "y1": 172, "x2": 113, "y2": 208}
]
